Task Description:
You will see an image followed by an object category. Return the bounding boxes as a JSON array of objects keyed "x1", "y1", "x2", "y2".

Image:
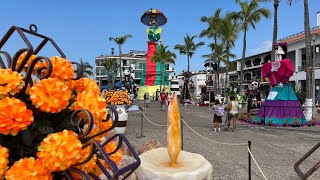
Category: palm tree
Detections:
[
  {"x1": 174, "y1": 34, "x2": 204, "y2": 102},
  {"x1": 285, "y1": 0, "x2": 312, "y2": 101},
  {"x1": 233, "y1": 0, "x2": 271, "y2": 94},
  {"x1": 271, "y1": 0, "x2": 279, "y2": 62},
  {"x1": 76, "y1": 58, "x2": 93, "y2": 77},
  {"x1": 151, "y1": 44, "x2": 176, "y2": 91},
  {"x1": 109, "y1": 35, "x2": 132, "y2": 82},
  {"x1": 101, "y1": 58, "x2": 119, "y2": 86},
  {"x1": 219, "y1": 13, "x2": 239, "y2": 95},
  {"x1": 200, "y1": 8, "x2": 222, "y2": 94},
  {"x1": 174, "y1": 34, "x2": 205, "y2": 74},
  {"x1": 202, "y1": 42, "x2": 236, "y2": 93}
]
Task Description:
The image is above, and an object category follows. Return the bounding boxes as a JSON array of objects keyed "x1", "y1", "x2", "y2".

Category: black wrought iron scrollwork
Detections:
[
  {"x1": 87, "y1": 135, "x2": 141, "y2": 179},
  {"x1": 70, "y1": 109, "x2": 95, "y2": 141},
  {"x1": 29, "y1": 24, "x2": 38, "y2": 33},
  {"x1": 65, "y1": 167, "x2": 91, "y2": 180},
  {"x1": 72, "y1": 61, "x2": 84, "y2": 80},
  {"x1": 0, "y1": 25, "x2": 69, "y2": 97},
  {"x1": 0, "y1": 25, "x2": 141, "y2": 179},
  {"x1": 70, "y1": 106, "x2": 118, "y2": 144},
  {"x1": 0, "y1": 51, "x2": 12, "y2": 68},
  {"x1": 69, "y1": 106, "x2": 140, "y2": 179}
]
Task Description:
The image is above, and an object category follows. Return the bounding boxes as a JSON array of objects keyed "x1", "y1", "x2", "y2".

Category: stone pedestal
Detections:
[{"x1": 135, "y1": 147, "x2": 213, "y2": 180}]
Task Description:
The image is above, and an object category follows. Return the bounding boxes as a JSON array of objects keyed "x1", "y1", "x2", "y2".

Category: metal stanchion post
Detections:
[
  {"x1": 248, "y1": 141, "x2": 252, "y2": 180},
  {"x1": 136, "y1": 106, "x2": 145, "y2": 139},
  {"x1": 181, "y1": 116, "x2": 184, "y2": 150}
]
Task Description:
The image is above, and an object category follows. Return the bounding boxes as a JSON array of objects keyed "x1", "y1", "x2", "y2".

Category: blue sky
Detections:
[{"x1": 0, "y1": 0, "x2": 319, "y2": 75}]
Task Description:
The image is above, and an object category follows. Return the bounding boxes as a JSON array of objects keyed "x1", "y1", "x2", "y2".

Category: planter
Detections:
[{"x1": 114, "y1": 105, "x2": 128, "y2": 134}]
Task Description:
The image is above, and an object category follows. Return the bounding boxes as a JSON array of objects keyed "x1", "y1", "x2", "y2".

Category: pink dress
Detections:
[{"x1": 261, "y1": 59, "x2": 294, "y2": 87}]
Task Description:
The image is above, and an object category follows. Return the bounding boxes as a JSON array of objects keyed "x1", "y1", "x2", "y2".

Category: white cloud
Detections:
[{"x1": 249, "y1": 40, "x2": 272, "y2": 55}]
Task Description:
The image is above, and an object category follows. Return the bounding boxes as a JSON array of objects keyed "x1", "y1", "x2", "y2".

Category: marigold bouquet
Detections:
[
  {"x1": 103, "y1": 90, "x2": 132, "y2": 106},
  {"x1": 0, "y1": 52, "x2": 127, "y2": 179}
]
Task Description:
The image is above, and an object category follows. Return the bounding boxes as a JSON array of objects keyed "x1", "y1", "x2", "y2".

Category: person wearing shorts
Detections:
[
  {"x1": 212, "y1": 99, "x2": 225, "y2": 132},
  {"x1": 227, "y1": 95, "x2": 239, "y2": 132},
  {"x1": 160, "y1": 89, "x2": 167, "y2": 111}
]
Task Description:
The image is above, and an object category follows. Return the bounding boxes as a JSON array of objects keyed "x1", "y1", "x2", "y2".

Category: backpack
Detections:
[{"x1": 216, "y1": 106, "x2": 224, "y2": 116}]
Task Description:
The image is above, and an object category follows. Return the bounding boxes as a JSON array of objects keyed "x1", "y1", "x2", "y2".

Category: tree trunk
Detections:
[
  {"x1": 217, "y1": 61, "x2": 220, "y2": 94},
  {"x1": 119, "y1": 45, "x2": 122, "y2": 82},
  {"x1": 214, "y1": 36, "x2": 218, "y2": 95},
  {"x1": 271, "y1": 0, "x2": 279, "y2": 62},
  {"x1": 187, "y1": 55, "x2": 190, "y2": 74},
  {"x1": 304, "y1": 0, "x2": 312, "y2": 99},
  {"x1": 240, "y1": 28, "x2": 247, "y2": 95},
  {"x1": 224, "y1": 45, "x2": 230, "y2": 96}
]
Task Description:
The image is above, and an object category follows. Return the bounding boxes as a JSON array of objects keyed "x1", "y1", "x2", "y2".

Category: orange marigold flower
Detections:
[
  {"x1": 104, "y1": 141, "x2": 122, "y2": 166},
  {"x1": 16, "y1": 52, "x2": 43, "y2": 74},
  {"x1": 75, "y1": 78, "x2": 100, "y2": 94},
  {"x1": 43, "y1": 56, "x2": 74, "y2": 80},
  {"x1": 71, "y1": 90, "x2": 107, "y2": 122},
  {"x1": 0, "y1": 97, "x2": 34, "y2": 136},
  {"x1": 92, "y1": 141, "x2": 122, "y2": 173},
  {"x1": 29, "y1": 78, "x2": 71, "y2": 113},
  {"x1": 0, "y1": 68, "x2": 25, "y2": 98},
  {"x1": 5, "y1": 157, "x2": 52, "y2": 180},
  {"x1": 0, "y1": 145, "x2": 9, "y2": 179},
  {"x1": 74, "y1": 146, "x2": 97, "y2": 174},
  {"x1": 37, "y1": 130, "x2": 82, "y2": 172}
]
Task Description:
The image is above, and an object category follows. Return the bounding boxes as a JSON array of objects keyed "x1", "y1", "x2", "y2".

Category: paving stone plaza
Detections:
[{"x1": 125, "y1": 100, "x2": 320, "y2": 180}]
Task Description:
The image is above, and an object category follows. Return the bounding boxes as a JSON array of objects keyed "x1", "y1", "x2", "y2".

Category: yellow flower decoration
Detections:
[
  {"x1": 16, "y1": 52, "x2": 42, "y2": 73},
  {"x1": 5, "y1": 157, "x2": 52, "y2": 180},
  {"x1": 0, "y1": 68, "x2": 25, "y2": 98},
  {"x1": 72, "y1": 90, "x2": 107, "y2": 122},
  {"x1": 29, "y1": 78, "x2": 71, "y2": 113},
  {"x1": 44, "y1": 56, "x2": 74, "y2": 80},
  {"x1": 0, "y1": 97, "x2": 34, "y2": 136},
  {"x1": 0, "y1": 145, "x2": 9, "y2": 179},
  {"x1": 37, "y1": 130, "x2": 82, "y2": 172}
]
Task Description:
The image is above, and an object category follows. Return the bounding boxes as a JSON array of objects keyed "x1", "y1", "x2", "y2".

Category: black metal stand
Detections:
[{"x1": 136, "y1": 106, "x2": 145, "y2": 139}]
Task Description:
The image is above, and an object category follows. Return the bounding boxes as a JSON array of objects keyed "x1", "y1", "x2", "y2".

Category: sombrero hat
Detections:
[{"x1": 141, "y1": 8, "x2": 167, "y2": 27}]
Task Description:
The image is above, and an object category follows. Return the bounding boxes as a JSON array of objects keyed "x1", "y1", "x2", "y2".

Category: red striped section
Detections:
[{"x1": 145, "y1": 42, "x2": 157, "y2": 86}]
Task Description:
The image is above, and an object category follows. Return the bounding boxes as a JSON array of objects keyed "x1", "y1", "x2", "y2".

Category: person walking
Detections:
[
  {"x1": 144, "y1": 92, "x2": 150, "y2": 108},
  {"x1": 160, "y1": 89, "x2": 167, "y2": 111},
  {"x1": 227, "y1": 95, "x2": 239, "y2": 132},
  {"x1": 155, "y1": 89, "x2": 159, "y2": 101},
  {"x1": 212, "y1": 99, "x2": 225, "y2": 132}
]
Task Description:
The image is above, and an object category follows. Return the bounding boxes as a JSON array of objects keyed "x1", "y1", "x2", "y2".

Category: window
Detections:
[
  {"x1": 135, "y1": 72, "x2": 142, "y2": 78},
  {"x1": 101, "y1": 69, "x2": 108, "y2": 75},
  {"x1": 136, "y1": 63, "x2": 144, "y2": 69},
  {"x1": 166, "y1": 64, "x2": 169, "y2": 70},
  {"x1": 123, "y1": 60, "x2": 127, "y2": 66}
]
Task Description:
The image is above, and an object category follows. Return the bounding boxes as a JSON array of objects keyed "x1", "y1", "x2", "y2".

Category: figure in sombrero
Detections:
[{"x1": 138, "y1": 8, "x2": 171, "y2": 99}]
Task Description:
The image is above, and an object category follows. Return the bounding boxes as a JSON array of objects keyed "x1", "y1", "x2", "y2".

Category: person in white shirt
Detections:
[{"x1": 226, "y1": 95, "x2": 239, "y2": 132}]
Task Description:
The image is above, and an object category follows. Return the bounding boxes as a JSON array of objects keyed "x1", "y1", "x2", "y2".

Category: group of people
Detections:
[
  {"x1": 212, "y1": 95, "x2": 239, "y2": 132},
  {"x1": 143, "y1": 88, "x2": 173, "y2": 111}
]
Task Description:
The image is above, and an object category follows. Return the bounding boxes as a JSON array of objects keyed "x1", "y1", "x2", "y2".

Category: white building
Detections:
[
  {"x1": 95, "y1": 50, "x2": 175, "y2": 87},
  {"x1": 224, "y1": 12, "x2": 320, "y2": 100}
]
